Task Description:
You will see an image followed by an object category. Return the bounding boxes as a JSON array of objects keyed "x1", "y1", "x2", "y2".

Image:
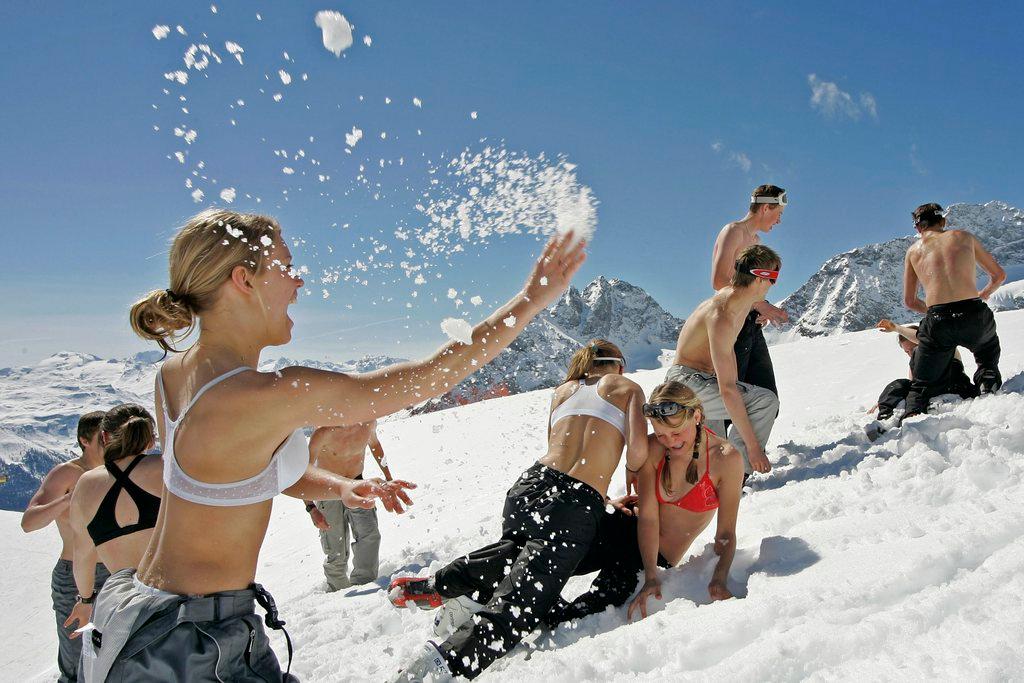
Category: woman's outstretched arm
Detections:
[{"x1": 267, "y1": 234, "x2": 586, "y2": 431}]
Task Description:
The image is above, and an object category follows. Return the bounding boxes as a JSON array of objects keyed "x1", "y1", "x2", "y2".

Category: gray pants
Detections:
[
  {"x1": 666, "y1": 364, "x2": 779, "y2": 475},
  {"x1": 317, "y1": 499, "x2": 381, "y2": 589},
  {"x1": 51, "y1": 559, "x2": 109, "y2": 682},
  {"x1": 83, "y1": 568, "x2": 284, "y2": 683}
]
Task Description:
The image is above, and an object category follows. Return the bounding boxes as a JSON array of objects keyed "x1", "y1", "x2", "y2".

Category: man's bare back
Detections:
[
  {"x1": 904, "y1": 229, "x2": 1005, "y2": 313},
  {"x1": 711, "y1": 220, "x2": 761, "y2": 289}
]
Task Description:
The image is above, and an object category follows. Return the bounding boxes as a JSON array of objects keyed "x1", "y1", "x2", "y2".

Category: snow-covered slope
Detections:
[
  {"x1": 419, "y1": 276, "x2": 683, "y2": 410},
  {"x1": 0, "y1": 353, "x2": 404, "y2": 512},
  {"x1": 781, "y1": 201, "x2": 1024, "y2": 336},
  {"x1": 5, "y1": 310, "x2": 1023, "y2": 682}
]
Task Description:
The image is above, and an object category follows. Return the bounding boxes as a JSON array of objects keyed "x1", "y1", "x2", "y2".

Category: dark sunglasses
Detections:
[
  {"x1": 642, "y1": 401, "x2": 693, "y2": 418},
  {"x1": 749, "y1": 268, "x2": 779, "y2": 284}
]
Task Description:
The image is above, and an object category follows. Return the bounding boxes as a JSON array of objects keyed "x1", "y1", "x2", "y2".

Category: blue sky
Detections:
[{"x1": 2, "y1": 1, "x2": 1022, "y2": 368}]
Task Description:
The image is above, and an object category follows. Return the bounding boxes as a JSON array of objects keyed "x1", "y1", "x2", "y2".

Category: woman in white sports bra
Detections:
[
  {"x1": 81, "y1": 208, "x2": 585, "y2": 683},
  {"x1": 387, "y1": 339, "x2": 648, "y2": 680}
]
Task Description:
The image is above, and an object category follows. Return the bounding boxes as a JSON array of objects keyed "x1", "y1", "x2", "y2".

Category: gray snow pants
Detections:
[
  {"x1": 52, "y1": 559, "x2": 109, "y2": 682},
  {"x1": 82, "y1": 568, "x2": 289, "y2": 683},
  {"x1": 665, "y1": 364, "x2": 779, "y2": 475},
  {"x1": 316, "y1": 498, "x2": 381, "y2": 589}
]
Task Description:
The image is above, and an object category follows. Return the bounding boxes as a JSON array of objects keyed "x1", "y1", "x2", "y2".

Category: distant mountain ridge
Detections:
[
  {"x1": 418, "y1": 276, "x2": 683, "y2": 410},
  {"x1": 780, "y1": 201, "x2": 1024, "y2": 336}
]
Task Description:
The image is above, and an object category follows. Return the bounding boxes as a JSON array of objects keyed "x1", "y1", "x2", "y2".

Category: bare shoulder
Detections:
[
  {"x1": 708, "y1": 433, "x2": 743, "y2": 472},
  {"x1": 601, "y1": 374, "x2": 642, "y2": 393}
]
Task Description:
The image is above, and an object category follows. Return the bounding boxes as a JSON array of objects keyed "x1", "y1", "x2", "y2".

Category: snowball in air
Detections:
[
  {"x1": 152, "y1": 25, "x2": 170, "y2": 40},
  {"x1": 314, "y1": 11, "x2": 353, "y2": 56},
  {"x1": 470, "y1": 296, "x2": 483, "y2": 306},
  {"x1": 345, "y1": 126, "x2": 363, "y2": 148},
  {"x1": 441, "y1": 318, "x2": 474, "y2": 345},
  {"x1": 502, "y1": 315, "x2": 517, "y2": 328},
  {"x1": 363, "y1": 35, "x2": 372, "y2": 47}
]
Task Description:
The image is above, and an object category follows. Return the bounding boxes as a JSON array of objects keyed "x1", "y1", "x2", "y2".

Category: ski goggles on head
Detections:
[
  {"x1": 642, "y1": 401, "x2": 693, "y2": 419},
  {"x1": 749, "y1": 268, "x2": 779, "y2": 284},
  {"x1": 594, "y1": 356, "x2": 625, "y2": 367},
  {"x1": 751, "y1": 191, "x2": 788, "y2": 206}
]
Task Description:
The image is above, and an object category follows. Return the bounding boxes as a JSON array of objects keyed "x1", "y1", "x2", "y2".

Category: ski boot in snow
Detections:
[
  {"x1": 433, "y1": 595, "x2": 485, "y2": 637},
  {"x1": 389, "y1": 577, "x2": 443, "y2": 609},
  {"x1": 393, "y1": 641, "x2": 453, "y2": 683}
]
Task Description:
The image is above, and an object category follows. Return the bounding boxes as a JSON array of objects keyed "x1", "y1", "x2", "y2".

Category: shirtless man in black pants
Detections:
[{"x1": 901, "y1": 203, "x2": 1005, "y2": 422}]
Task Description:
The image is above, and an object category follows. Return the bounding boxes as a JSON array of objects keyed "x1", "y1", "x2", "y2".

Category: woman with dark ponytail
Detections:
[
  {"x1": 65, "y1": 405, "x2": 163, "y2": 640},
  {"x1": 544, "y1": 381, "x2": 745, "y2": 626}
]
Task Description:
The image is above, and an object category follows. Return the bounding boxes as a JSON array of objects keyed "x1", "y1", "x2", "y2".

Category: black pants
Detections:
[
  {"x1": 906, "y1": 299, "x2": 1000, "y2": 415},
  {"x1": 543, "y1": 510, "x2": 669, "y2": 626},
  {"x1": 433, "y1": 464, "x2": 604, "y2": 680},
  {"x1": 734, "y1": 311, "x2": 777, "y2": 397},
  {"x1": 878, "y1": 359, "x2": 978, "y2": 415}
]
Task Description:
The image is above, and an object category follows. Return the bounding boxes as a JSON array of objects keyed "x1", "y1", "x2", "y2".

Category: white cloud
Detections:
[
  {"x1": 910, "y1": 144, "x2": 928, "y2": 175},
  {"x1": 711, "y1": 141, "x2": 752, "y2": 173},
  {"x1": 859, "y1": 93, "x2": 878, "y2": 120},
  {"x1": 729, "y1": 152, "x2": 752, "y2": 173},
  {"x1": 808, "y1": 74, "x2": 878, "y2": 121}
]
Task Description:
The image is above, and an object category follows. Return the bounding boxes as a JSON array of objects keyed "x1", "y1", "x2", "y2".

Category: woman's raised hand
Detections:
[
  {"x1": 876, "y1": 319, "x2": 896, "y2": 333},
  {"x1": 522, "y1": 232, "x2": 587, "y2": 310}
]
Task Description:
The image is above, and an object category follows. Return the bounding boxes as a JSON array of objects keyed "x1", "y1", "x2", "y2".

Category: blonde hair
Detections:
[
  {"x1": 648, "y1": 381, "x2": 704, "y2": 487},
  {"x1": 130, "y1": 208, "x2": 280, "y2": 352},
  {"x1": 565, "y1": 339, "x2": 623, "y2": 382}
]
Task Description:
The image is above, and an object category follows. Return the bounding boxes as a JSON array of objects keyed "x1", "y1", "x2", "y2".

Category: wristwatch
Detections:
[
  {"x1": 76, "y1": 593, "x2": 95, "y2": 605},
  {"x1": 304, "y1": 502, "x2": 316, "y2": 512}
]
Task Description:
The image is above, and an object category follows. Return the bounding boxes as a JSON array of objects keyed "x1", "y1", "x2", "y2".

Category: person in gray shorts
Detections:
[
  {"x1": 304, "y1": 421, "x2": 392, "y2": 589},
  {"x1": 21, "y1": 411, "x2": 110, "y2": 682},
  {"x1": 666, "y1": 244, "x2": 782, "y2": 476}
]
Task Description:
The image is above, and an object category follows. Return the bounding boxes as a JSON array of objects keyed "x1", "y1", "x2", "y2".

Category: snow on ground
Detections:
[{"x1": 5, "y1": 310, "x2": 1024, "y2": 681}]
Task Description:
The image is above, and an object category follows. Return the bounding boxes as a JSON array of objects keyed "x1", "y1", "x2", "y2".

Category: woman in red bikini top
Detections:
[{"x1": 627, "y1": 380, "x2": 745, "y2": 620}]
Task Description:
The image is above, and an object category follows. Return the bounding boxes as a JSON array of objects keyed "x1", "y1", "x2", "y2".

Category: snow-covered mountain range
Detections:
[
  {"x1": 0, "y1": 277, "x2": 681, "y2": 511},
  {"x1": 780, "y1": 201, "x2": 1024, "y2": 336},
  {"x1": 416, "y1": 276, "x2": 683, "y2": 411}
]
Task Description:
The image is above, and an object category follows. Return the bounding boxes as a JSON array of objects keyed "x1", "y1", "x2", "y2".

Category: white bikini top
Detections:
[
  {"x1": 549, "y1": 379, "x2": 627, "y2": 438},
  {"x1": 156, "y1": 366, "x2": 309, "y2": 507}
]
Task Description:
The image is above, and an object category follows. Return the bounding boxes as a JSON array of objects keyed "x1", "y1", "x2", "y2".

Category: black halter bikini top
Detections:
[{"x1": 86, "y1": 454, "x2": 161, "y2": 547}]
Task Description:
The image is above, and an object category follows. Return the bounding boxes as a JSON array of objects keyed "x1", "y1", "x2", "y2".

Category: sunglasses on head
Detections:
[
  {"x1": 751, "y1": 191, "x2": 788, "y2": 207},
  {"x1": 594, "y1": 356, "x2": 625, "y2": 367},
  {"x1": 749, "y1": 268, "x2": 779, "y2": 284},
  {"x1": 642, "y1": 401, "x2": 693, "y2": 418}
]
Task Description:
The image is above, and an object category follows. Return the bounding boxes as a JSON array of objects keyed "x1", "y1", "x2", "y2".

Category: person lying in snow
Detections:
[
  {"x1": 541, "y1": 380, "x2": 745, "y2": 626},
  {"x1": 870, "y1": 319, "x2": 977, "y2": 422}
]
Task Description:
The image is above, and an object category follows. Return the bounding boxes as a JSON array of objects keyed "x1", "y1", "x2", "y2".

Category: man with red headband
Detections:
[
  {"x1": 709, "y1": 184, "x2": 789, "y2": 397},
  {"x1": 900, "y1": 203, "x2": 1005, "y2": 422},
  {"x1": 666, "y1": 244, "x2": 782, "y2": 476}
]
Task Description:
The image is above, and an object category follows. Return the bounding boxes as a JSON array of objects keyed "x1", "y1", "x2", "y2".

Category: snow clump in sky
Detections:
[
  {"x1": 440, "y1": 318, "x2": 474, "y2": 345},
  {"x1": 315, "y1": 11, "x2": 354, "y2": 57}
]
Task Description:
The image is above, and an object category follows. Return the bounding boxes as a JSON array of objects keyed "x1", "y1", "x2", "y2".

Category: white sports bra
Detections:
[
  {"x1": 156, "y1": 366, "x2": 309, "y2": 507},
  {"x1": 549, "y1": 379, "x2": 627, "y2": 437}
]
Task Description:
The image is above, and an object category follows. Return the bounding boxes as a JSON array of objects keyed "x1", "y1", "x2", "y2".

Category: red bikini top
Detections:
[{"x1": 654, "y1": 427, "x2": 719, "y2": 513}]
